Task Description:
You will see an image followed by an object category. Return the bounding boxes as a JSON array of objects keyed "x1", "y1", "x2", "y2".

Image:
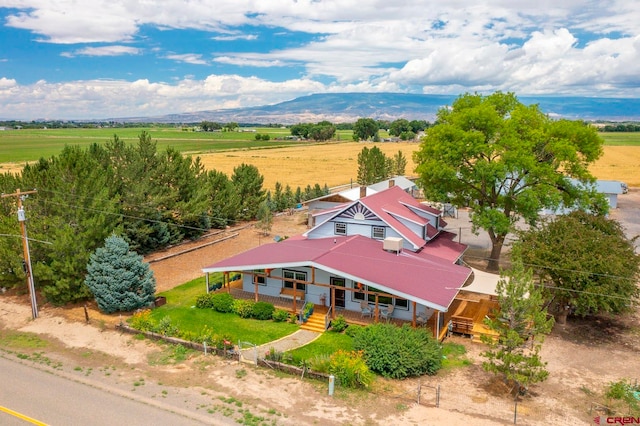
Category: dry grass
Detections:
[
  {"x1": 1, "y1": 142, "x2": 638, "y2": 189},
  {"x1": 198, "y1": 142, "x2": 640, "y2": 190},
  {"x1": 197, "y1": 141, "x2": 420, "y2": 190}
]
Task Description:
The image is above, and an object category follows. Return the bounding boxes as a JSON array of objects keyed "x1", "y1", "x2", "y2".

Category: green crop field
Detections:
[
  {"x1": 0, "y1": 127, "x2": 635, "y2": 166},
  {"x1": 0, "y1": 126, "x2": 354, "y2": 164},
  {"x1": 599, "y1": 132, "x2": 640, "y2": 146}
]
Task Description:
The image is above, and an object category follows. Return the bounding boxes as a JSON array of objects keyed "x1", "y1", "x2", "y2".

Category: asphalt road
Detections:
[{"x1": 0, "y1": 355, "x2": 229, "y2": 426}]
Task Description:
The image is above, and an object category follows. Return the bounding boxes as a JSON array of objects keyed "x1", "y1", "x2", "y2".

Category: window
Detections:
[
  {"x1": 283, "y1": 270, "x2": 306, "y2": 292},
  {"x1": 372, "y1": 226, "x2": 386, "y2": 240},
  {"x1": 335, "y1": 222, "x2": 347, "y2": 235},
  {"x1": 352, "y1": 283, "x2": 407, "y2": 310},
  {"x1": 254, "y1": 269, "x2": 266, "y2": 285}
]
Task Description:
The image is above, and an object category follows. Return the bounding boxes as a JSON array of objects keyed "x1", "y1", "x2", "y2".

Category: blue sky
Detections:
[{"x1": 0, "y1": 1, "x2": 639, "y2": 120}]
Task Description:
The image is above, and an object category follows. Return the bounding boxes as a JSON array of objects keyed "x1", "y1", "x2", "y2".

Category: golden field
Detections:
[
  {"x1": 1, "y1": 142, "x2": 638, "y2": 190},
  {"x1": 196, "y1": 142, "x2": 640, "y2": 190}
]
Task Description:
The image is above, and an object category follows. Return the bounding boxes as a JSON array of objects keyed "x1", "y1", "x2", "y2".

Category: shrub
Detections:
[
  {"x1": 308, "y1": 354, "x2": 331, "y2": 374},
  {"x1": 211, "y1": 292, "x2": 235, "y2": 313},
  {"x1": 272, "y1": 308, "x2": 290, "y2": 322},
  {"x1": 128, "y1": 309, "x2": 154, "y2": 331},
  {"x1": 195, "y1": 293, "x2": 215, "y2": 309},
  {"x1": 329, "y1": 350, "x2": 374, "y2": 389},
  {"x1": 234, "y1": 299, "x2": 255, "y2": 318},
  {"x1": 353, "y1": 323, "x2": 443, "y2": 379},
  {"x1": 345, "y1": 324, "x2": 363, "y2": 338},
  {"x1": 154, "y1": 316, "x2": 179, "y2": 336},
  {"x1": 252, "y1": 301, "x2": 275, "y2": 320},
  {"x1": 330, "y1": 315, "x2": 348, "y2": 333}
]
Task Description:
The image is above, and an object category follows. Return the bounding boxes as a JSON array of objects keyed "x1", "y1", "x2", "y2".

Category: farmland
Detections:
[{"x1": 0, "y1": 127, "x2": 639, "y2": 188}]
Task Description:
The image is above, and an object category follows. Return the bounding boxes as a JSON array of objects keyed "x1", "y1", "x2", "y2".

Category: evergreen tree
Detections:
[
  {"x1": 357, "y1": 146, "x2": 390, "y2": 185},
  {"x1": 256, "y1": 201, "x2": 273, "y2": 236},
  {"x1": 392, "y1": 150, "x2": 408, "y2": 176},
  {"x1": 481, "y1": 262, "x2": 555, "y2": 394},
  {"x1": 85, "y1": 235, "x2": 156, "y2": 314},
  {"x1": 231, "y1": 163, "x2": 265, "y2": 221}
]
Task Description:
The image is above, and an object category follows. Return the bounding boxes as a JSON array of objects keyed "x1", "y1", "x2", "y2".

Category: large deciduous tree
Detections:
[
  {"x1": 353, "y1": 118, "x2": 379, "y2": 141},
  {"x1": 85, "y1": 235, "x2": 156, "y2": 314},
  {"x1": 481, "y1": 262, "x2": 555, "y2": 394},
  {"x1": 414, "y1": 92, "x2": 605, "y2": 271},
  {"x1": 514, "y1": 211, "x2": 640, "y2": 324}
]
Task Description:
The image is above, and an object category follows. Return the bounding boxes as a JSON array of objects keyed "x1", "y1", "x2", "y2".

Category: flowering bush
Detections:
[
  {"x1": 329, "y1": 350, "x2": 374, "y2": 389},
  {"x1": 128, "y1": 309, "x2": 154, "y2": 331}
]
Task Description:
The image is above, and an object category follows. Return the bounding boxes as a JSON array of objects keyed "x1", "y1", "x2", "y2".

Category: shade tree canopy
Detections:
[
  {"x1": 513, "y1": 211, "x2": 640, "y2": 324},
  {"x1": 414, "y1": 91, "x2": 605, "y2": 271}
]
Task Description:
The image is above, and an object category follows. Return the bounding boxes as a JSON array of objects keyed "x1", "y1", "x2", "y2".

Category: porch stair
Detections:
[{"x1": 300, "y1": 311, "x2": 327, "y2": 333}]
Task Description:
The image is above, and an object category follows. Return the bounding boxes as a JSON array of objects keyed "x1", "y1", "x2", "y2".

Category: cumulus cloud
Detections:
[{"x1": 0, "y1": 0, "x2": 639, "y2": 119}]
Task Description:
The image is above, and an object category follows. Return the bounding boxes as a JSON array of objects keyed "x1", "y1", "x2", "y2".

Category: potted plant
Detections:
[{"x1": 301, "y1": 302, "x2": 314, "y2": 322}]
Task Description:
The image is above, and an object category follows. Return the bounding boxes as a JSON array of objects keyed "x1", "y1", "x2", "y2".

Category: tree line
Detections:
[{"x1": 0, "y1": 131, "x2": 326, "y2": 305}]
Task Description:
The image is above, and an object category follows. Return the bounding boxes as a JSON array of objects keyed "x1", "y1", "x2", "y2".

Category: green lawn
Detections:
[{"x1": 150, "y1": 277, "x2": 299, "y2": 346}]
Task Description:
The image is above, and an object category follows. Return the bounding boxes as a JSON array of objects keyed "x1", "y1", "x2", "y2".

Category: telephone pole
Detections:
[{"x1": 1, "y1": 188, "x2": 38, "y2": 319}]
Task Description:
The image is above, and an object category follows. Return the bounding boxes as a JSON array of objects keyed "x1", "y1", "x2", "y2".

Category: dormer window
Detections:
[
  {"x1": 335, "y1": 222, "x2": 347, "y2": 235},
  {"x1": 372, "y1": 226, "x2": 386, "y2": 240}
]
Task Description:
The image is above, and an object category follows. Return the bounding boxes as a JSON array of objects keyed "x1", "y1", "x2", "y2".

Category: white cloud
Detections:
[
  {"x1": 1, "y1": 0, "x2": 639, "y2": 118},
  {"x1": 61, "y1": 45, "x2": 142, "y2": 57},
  {"x1": 0, "y1": 75, "x2": 327, "y2": 120},
  {"x1": 164, "y1": 53, "x2": 208, "y2": 65}
]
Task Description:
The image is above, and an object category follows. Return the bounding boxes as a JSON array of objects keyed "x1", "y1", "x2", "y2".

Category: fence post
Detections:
[
  {"x1": 203, "y1": 341, "x2": 207, "y2": 355},
  {"x1": 328, "y1": 375, "x2": 335, "y2": 396},
  {"x1": 417, "y1": 379, "x2": 421, "y2": 405},
  {"x1": 436, "y1": 384, "x2": 440, "y2": 408},
  {"x1": 514, "y1": 398, "x2": 518, "y2": 425}
]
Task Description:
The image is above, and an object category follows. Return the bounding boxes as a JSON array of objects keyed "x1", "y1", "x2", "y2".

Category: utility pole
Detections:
[{"x1": 1, "y1": 188, "x2": 38, "y2": 319}]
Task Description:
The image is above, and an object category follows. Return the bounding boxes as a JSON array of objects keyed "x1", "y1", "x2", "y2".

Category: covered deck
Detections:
[{"x1": 222, "y1": 278, "x2": 497, "y2": 340}]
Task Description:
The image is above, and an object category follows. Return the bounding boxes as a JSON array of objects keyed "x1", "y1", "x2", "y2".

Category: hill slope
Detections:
[{"x1": 120, "y1": 92, "x2": 640, "y2": 124}]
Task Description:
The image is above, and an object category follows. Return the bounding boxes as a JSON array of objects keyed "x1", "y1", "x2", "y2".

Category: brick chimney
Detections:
[
  {"x1": 359, "y1": 186, "x2": 367, "y2": 198},
  {"x1": 389, "y1": 179, "x2": 395, "y2": 188}
]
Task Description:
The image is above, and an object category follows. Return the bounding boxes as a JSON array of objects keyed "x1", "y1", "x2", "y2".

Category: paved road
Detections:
[{"x1": 0, "y1": 355, "x2": 230, "y2": 426}]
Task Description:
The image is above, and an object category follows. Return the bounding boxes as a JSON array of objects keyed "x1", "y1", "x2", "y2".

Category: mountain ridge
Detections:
[{"x1": 115, "y1": 92, "x2": 640, "y2": 124}]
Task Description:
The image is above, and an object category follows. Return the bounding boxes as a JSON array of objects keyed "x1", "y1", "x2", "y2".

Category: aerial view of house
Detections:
[{"x1": 203, "y1": 183, "x2": 498, "y2": 339}]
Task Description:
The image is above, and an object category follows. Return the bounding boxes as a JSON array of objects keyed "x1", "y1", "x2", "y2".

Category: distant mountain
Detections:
[{"x1": 119, "y1": 93, "x2": 640, "y2": 124}]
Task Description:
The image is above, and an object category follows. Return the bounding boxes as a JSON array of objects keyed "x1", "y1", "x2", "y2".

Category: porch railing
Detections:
[{"x1": 324, "y1": 306, "x2": 333, "y2": 330}]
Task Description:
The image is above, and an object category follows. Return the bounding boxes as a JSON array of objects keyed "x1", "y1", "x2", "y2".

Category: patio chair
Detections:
[
  {"x1": 360, "y1": 301, "x2": 373, "y2": 318},
  {"x1": 380, "y1": 305, "x2": 394, "y2": 322},
  {"x1": 416, "y1": 309, "x2": 430, "y2": 326}
]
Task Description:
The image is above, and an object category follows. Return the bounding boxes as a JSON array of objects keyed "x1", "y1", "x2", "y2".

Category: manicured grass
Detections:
[
  {"x1": 150, "y1": 277, "x2": 299, "y2": 346},
  {"x1": 286, "y1": 330, "x2": 354, "y2": 361}
]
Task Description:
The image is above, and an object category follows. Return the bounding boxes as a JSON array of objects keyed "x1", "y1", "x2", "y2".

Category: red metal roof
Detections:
[{"x1": 203, "y1": 234, "x2": 471, "y2": 311}]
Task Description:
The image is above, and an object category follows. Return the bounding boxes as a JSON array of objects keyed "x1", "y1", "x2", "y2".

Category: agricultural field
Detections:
[{"x1": 0, "y1": 128, "x2": 638, "y2": 188}]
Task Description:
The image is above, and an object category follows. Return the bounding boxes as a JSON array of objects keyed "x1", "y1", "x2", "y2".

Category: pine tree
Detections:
[
  {"x1": 481, "y1": 262, "x2": 555, "y2": 394},
  {"x1": 85, "y1": 235, "x2": 156, "y2": 314}
]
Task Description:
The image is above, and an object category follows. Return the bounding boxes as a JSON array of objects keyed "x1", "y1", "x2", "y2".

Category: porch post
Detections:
[
  {"x1": 331, "y1": 286, "x2": 336, "y2": 319},
  {"x1": 205, "y1": 272, "x2": 210, "y2": 294},
  {"x1": 253, "y1": 274, "x2": 259, "y2": 302},
  {"x1": 434, "y1": 310, "x2": 440, "y2": 339},
  {"x1": 292, "y1": 285, "x2": 297, "y2": 313},
  {"x1": 226, "y1": 272, "x2": 231, "y2": 294},
  {"x1": 374, "y1": 294, "x2": 379, "y2": 322},
  {"x1": 412, "y1": 301, "x2": 417, "y2": 327}
]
